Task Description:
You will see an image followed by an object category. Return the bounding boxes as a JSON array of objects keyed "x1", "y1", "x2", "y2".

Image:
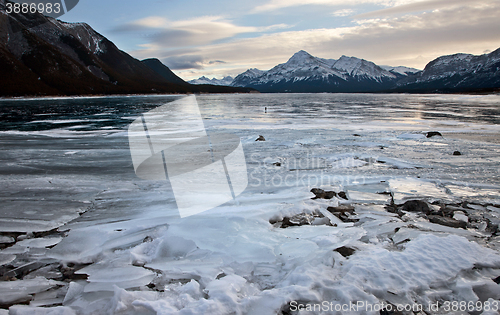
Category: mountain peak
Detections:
[{"x1": 287, "y1": 50, "x2": 316, "y2": 64}]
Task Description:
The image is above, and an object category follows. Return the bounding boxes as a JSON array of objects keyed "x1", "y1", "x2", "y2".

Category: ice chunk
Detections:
[
  {"x1": 9, "y1": 306, "x2": 76, "y2": 315},
  {"x1": 392, "y1": 228, "x2": 426, "y2": 244},
  {"x1": 453, "y1": 211, "x2": 469, "y2": 223},
  {"x1": 75, "y1": 265, "x2": 156, "y2": 292},
  {"x1": 62, "y1": 282, "x2": 84, "y2": 305},
  {"x1": 389, "y1": 178, "x2": 449, "y2": 203},
  {"x1": 0, "y1": 253, "x2": 16, "y2": 266},
  {"x1": 397, "y1": 133, "x2": 426, "y2": 139},
  {"x1": 347, "y1": 190, "x2": 391, "y2": 203},
  {"x1": 16, "y1": 237, "x2": 63, "y2": 249},
  {"x1": 0, "y1": 277, "x2": 62, "y2": 305},
  {"x1": 0, "y1": 236, "x2": 15, "y2": 244}
]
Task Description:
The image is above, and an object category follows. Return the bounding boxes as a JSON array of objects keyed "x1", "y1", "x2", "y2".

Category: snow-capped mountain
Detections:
[
  {"x1": 231, "y1": 68, "x2": 266, "y2": 87},
  {"x1": 231, "y1": 50, "x2": 413, "y2": 93},
  {"x1": 188, "y1": 76, "x2": 234, "y2": 86},
  {"x1": 395, "y1": 48, "x2": 500, "y2": 92},
  {"x1": 380, "y1": 65, "x2": 420, "y2": 76}
]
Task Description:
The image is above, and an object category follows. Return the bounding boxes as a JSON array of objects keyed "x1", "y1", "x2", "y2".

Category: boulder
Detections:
[
  {"x1": 400, "y1": 200, "x2": 430, "y2": 214},
  {"x1": 426, "y1": 131, "x2": 442, "y2": 138},
  {"x1": 327, "y1": 205, "x2": 358, "y2": 223},
  {"x1": 453, "y1": 151, "x2": 461, "y2": 156},
  {"x1": 338, "y1": 191, "x2": 348, "y2": 200},
  {"x1": 428, "y1": 215, "x2": 467, "y2": 229},
  {"x1": 335, "y1": 246, "x2": 355, "y2": 257},
  {"x1": 255, "y1": 135, "x2": 265, "y2": 141},
  {"x1": 310, "y1": 188, "x2": 336, "y2": 199}
]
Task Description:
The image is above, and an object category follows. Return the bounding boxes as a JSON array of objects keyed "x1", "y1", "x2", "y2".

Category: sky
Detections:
[{"x1": 61, "y1": 0, "x2": 500, "y2": 81}]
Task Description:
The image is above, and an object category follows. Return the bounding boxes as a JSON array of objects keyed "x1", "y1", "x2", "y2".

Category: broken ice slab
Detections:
[
  {"x1": 146, "y1": 258, "x2": 224, "y2": 282},
  {"x1": 16, "y1": 237, "x2": 63, "y2": 249},
  {"x1": 75, "y1": 265, "x2": 155, "y2": 292},
  {"x1": 0, "y1": 253, "x2": 16, "y2": 266},
  {"x1": 487, "y1": 205, "x2": 500, "y2": 212},
  {"x1": 453, "y1": 211, "x2": 469, "y2": 223},
  {"x1": 24, "y1": 265, "x2": 63, "y2": 281},
  {"x1": 397, "y1": 133, "x2": 426, "y2": 139},
  {"x1": 0, "y1": 200, "x2": 88, "y2": 233},
  {"x1": 392, "y1": 228, "x2": 428, "y2": 244},
  {"x1": 346, "y1": 191, "x2": 391, "y2": 204},
  {"x1": 389, "y1": 178, "x2": 450, "y2": 204},
  {"x1": 277, "y1": 240, "x2": 319, "y2": 260},
  {"x1": 0, "y1": 236, "x2": 15, "y2": 244},
  {"x1": 0, "y1": 277, "x2": 63, "y2": 306},
  {"x1": 0, "y1": 177, "x2": 105, "y2": 234},
  {"x1": 29, "y1": 285, "x2": 67, "y2": 307},
  {"x1": 9, "y1": 306, "x2": 76, "y2": 315},
  {"x1": 412, "y1": 222, "x2": 484, "y2": 239},
  {"x1": 446, "y1": 185, "x2": 500, "y2": 200}
]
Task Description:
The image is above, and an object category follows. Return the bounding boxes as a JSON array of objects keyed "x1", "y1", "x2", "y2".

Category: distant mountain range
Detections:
[
  {"x1": 188, "y1": 76, "x2": 234, "y2": 86},
  {"x1": 393, "y1": 49, "x2": 500, "y2": 93},
  {"x1": 0, "y1": 0, "x2": 252, "y2": 97},
  {"x1": 2, "y1": 0, "x2": 498, "y2": 96},
  {"x1": 224, "y1": 50, "x2": 500, "y2": 93},
  {"x1": 188, "y1": 49, "x2": 500, "y2": 93},
  {"x1": 229, "y1": 50, "x2": 418, "y2": 92}
]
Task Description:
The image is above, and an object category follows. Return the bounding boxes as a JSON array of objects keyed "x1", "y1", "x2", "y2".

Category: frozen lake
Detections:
[{"x1": 1, "y1": 93, "x2": 500, "y2": 314}]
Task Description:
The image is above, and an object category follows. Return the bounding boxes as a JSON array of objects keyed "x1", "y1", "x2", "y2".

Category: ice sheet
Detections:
[{"x1": 1, "y1": 94, "x2": 500, "y2": 314}]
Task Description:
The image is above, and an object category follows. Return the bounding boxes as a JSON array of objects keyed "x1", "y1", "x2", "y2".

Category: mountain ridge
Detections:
[
  {"x1": 229, "y1": 49, "x2": 500, "y2": 93},
  {"x1": 230, "y1": 50, "x2": 413, "y2": 93},
  {"x1": 0, "y1": 3, "x2": 253, "y2": 97}
]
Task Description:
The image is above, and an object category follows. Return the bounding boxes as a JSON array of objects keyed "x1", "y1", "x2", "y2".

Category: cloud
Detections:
[
  {"x1": 112, "y1": 17, "x2": 169, "y2": 32},
  {"x1": 162, "y1": 55, "x2": 205, "y2": 70},
  {"x1": 332, "y1": 9, "x2": 355, "y2": 16},
  {"x1": 354, "y1": 0, "x2": 485, "y2": 18},
  {"x1": 117, "y1": 15, "x2": 289, "y2": 49},
  {"x1": 252, "y1": 0, "x2": 419, "y2": 13},
  {"x1": 168, "y1": 0, "x2": 500, "y2": 78},
  {"x1": 125, "y1": 0, "x2": 499, "y2": 80}
]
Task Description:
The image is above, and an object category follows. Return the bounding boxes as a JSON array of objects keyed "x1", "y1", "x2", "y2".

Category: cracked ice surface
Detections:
[{"x1": 1, "y1": 94, "x2": 500, "y2": 314}]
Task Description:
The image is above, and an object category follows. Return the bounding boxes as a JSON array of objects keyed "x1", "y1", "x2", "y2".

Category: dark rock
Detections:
[
  {"x1": 485, "y1": 217, "x2": 500, "y2": 234},
  {"x1": 401, "y1": 200, "x2": 430, "y2": 214},
  {"x1": 335, "y1": 246, "x2": 355, "y2": 257},
  {"x1": 3, "y1": 262, "x2": 46, "y2": 279},
  {"x1": 280, "y1": 217, "x2": 300, "y2": 228},
  {"x1": 338, "y1": 191, "x2": 348, "y2": 200},
  {"x1": 273, "y1": 162, "x2": 281, "y2": 166},
  {"x1": 385, "y1": 204, "x2": 403, "y2": 217},
  {"x1": 216, "y1": 272, "x2": 227, "y2": 280},
  {"x1": 428, "y1": 215, "x2": 467, "y2": 229},
  {"x1": 310, "y1": 188, "x2": 336, "y2": 199},
  {"x1": 256, "y1": 135, "x2": 266, "y2": 141},
  {"x1": 277, "y1": 211, "x2": 329, "y2": 228},
  {"x1": 353, "y1": 134, "x2": 361, "y2": 137},
  {"x1": 327, "y1": 205, "x2": 358, "y2": 223},
  {"x1": 493, "y1": 276, "x2": 500, "y2": 284},
  {"x1": 327, "y1": 205, "x2": 355, "y2": 215},
  {"x1": 453, "y1": 151, "x2": 462, "y2": 156},
  {"x1": 426, "y1": 131, "x2": 442, "y2": 138},
  {"x1": 377, "y1": 191, "x2": 392, "y2": 195},
  {"x1": 143, "y1": 236, "x2": 154, "y2": 243}
]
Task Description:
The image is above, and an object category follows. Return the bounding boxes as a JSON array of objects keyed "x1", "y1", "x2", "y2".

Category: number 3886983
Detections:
[{"x1": 5, "y1": 2, "x2": 61, "y2": 14}]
